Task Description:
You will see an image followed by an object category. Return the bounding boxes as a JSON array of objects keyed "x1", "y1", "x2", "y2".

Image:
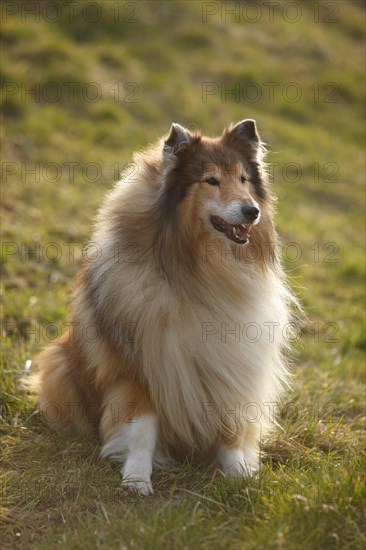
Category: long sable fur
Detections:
[{"x1": 30, "y1": 123, "x2": 299, "y2": 463}]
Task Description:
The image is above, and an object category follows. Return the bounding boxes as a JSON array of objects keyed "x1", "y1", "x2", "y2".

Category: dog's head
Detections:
[{"x1": 160, "y1": 120, "x2": 270, "y2": 246}]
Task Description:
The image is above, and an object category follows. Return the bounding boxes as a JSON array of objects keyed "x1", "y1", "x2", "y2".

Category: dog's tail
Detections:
[{"x1": 25, "y1": 332, "x2": 95, "y2": 434}]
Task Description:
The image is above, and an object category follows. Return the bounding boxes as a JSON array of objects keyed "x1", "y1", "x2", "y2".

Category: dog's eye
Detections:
[
  {"x1": 240, "y1": 176, "x2": 246, "y2": 183},
  {"x1": 206, "y1": 177, "x2": 220, "y2": 186}
]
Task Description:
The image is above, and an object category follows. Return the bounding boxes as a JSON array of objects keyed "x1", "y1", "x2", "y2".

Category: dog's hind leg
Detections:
[
  {"x1": 100, "y1": 380, "x2": 158, "y2": 496},
  {"x1": 31, "y1": 332, "x2": 96, "y2": 434}
]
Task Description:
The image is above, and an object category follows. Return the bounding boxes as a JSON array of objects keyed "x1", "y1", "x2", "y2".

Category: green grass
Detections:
[{"x1": 1, "y1": 1, "x2": 365, "y2": 548}]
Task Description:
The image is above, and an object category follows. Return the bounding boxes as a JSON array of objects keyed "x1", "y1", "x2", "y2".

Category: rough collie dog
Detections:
[{"x1": 33, "y1": 120, "x2": 296, "y2": 495}]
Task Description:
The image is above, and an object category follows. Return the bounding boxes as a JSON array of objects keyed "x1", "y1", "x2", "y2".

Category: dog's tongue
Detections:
[
  {"x1": 211, "y1": 216, "x2": 250, "y2": 244},
  {"x1": 225, "y1": 223, "x2": 248, "y2": 241},
  {"x1": 232, "y1": 224, "x2": 247, "y2": 238}
]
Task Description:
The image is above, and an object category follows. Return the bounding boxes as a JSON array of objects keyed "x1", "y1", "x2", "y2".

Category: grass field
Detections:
[{"x1": 1, "y1": 1, "x2": 365, "y2": 548}]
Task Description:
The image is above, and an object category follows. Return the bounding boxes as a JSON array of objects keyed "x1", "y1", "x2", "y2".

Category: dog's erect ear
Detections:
[
  {"x1": 225, "y1": 119, "x2": 260, "y2": 146},
  {"x1": 223, "y1": 119, "x2": 264, "y2": 164},
  {"x1": 164, "y1": 123, "x2": 192, "y2": 155}
]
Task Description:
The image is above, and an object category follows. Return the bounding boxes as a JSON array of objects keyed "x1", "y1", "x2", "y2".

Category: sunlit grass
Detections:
[{"x1": 1, "y1": 1, "x2": 365, "y2": 548}]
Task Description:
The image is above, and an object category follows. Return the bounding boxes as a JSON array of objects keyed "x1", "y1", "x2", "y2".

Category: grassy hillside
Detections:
[{"x1": 1, "y1": 1, "x2": 365, "y2": 548}]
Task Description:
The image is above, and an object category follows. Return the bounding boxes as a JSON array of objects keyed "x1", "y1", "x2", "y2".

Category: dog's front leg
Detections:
[
  {"x1": 217, "y1": 422, "x2": 259, "y2": 477},
  {"x1": 100, "y1": 381, "x2": 158, "y2": 495},
  {"x1": 120, "y1": 413, "x2": 158, "y2": 495}
]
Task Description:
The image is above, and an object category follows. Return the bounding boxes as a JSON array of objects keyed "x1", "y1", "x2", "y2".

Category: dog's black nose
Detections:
[{"x1": 241, "y1": 205, "x2": 260, "y2": 223}]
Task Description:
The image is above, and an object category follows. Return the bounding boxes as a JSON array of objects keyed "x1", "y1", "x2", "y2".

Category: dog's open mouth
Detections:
[{"x1": 210, "y1": 215, "x2": 252, "y2": 244}]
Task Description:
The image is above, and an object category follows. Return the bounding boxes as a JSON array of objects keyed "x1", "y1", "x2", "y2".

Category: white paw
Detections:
[
  {"x1": 222, "y1": 460, "x2": 254, "y2": 478},
  {"x1": 123, "y1": 476, "x2": 154, "y2": 496},
  {"x1": 218, "y1": 446, "x2": 259, "y2": 478},
  {"x1": 121, "y1": 441, "x2": 155, "y2": 496}
]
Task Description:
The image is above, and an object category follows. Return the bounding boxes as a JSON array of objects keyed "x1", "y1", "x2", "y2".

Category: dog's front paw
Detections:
[
  {"x1": 121, "y1": 448, "x2": 155, "y2": 496},
  {"x1": 218, "y1": 445, "x2": 259, "y2": 478},
  {"x1": 222, "y1": 460, "x2": 255, "y2": 478},
  {"x1": 123, "y1": 476, "x2": 154, "y2": 496}
]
